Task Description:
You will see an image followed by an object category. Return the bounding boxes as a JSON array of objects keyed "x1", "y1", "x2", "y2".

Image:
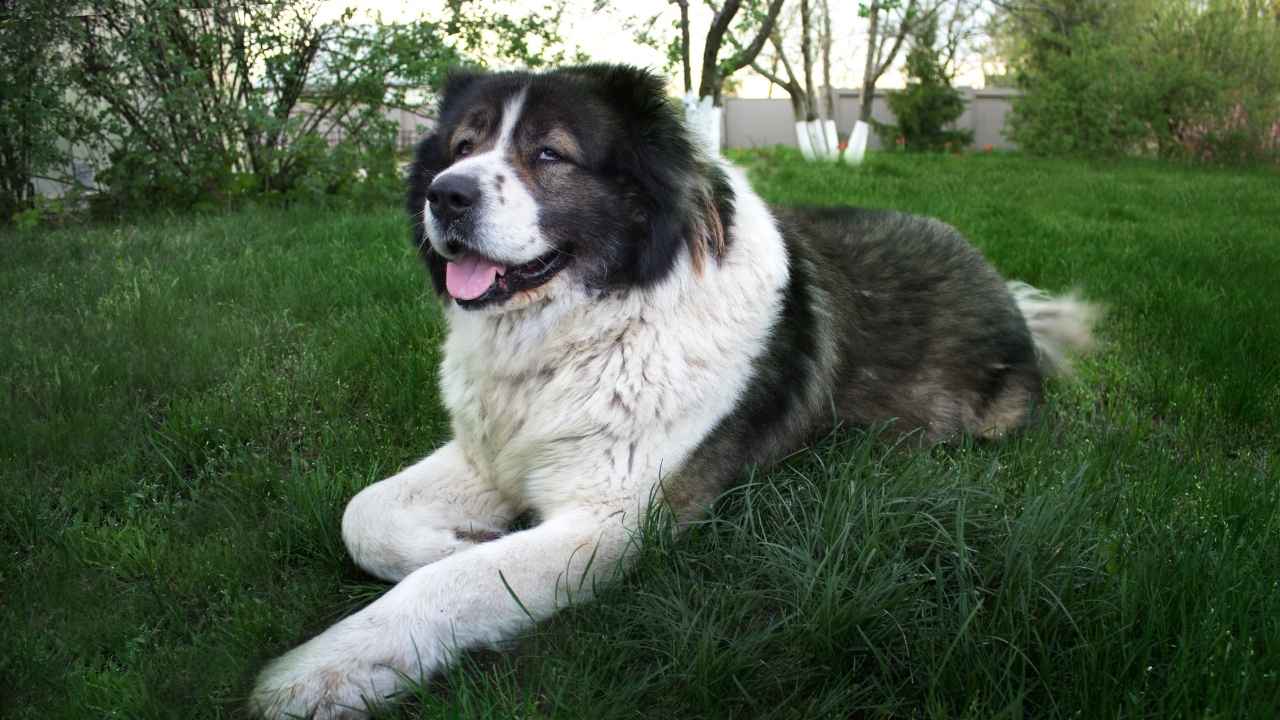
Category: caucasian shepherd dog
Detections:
[{"x1": 252, "y1": 65, "x2": 1096, "y2": 718}]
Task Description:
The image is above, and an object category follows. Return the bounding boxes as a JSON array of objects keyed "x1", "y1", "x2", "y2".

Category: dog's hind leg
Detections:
[
  {"x1": 341, "y1": 441, "x2": 515, "y2": 582},
  {"x1": 973, "y1": 372, "x2": 1042, "y2": 440}
]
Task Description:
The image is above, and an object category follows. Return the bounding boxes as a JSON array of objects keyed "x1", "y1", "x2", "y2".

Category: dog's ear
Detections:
[
  {"x1": 440, "y1": 67, "x2": 484, "y2": 107},
  {"x1": 581, "y1": 65, "x2": 733, "y2": 287}
]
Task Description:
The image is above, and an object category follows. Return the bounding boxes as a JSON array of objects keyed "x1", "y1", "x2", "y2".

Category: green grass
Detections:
[{"x1": 2, "y1": 150, "x2": 1278, "y2": 719}]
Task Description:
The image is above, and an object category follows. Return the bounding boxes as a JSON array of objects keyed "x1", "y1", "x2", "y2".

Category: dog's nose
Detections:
[{"x1": 426, "y1": 174, "x2": 479, "y2": 223}]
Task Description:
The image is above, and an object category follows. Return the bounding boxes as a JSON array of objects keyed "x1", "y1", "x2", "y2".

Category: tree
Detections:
[
  {"x1": 934, "y1": 0, "x2": 989, "y2": 77},
  {"x1": 988, "y1": 0, "x2": 1111, "y2": 77},
  {"x1": 66, "y1": 2, "x2": 448, "y2": 208},
  {"x1": 0, "y1": 0, "x2": 80, "y2": 220},
  {"x1": 819, "y1": 0, "x2": 835, "y2": 119},
  {"x1": 657, "y1": 0, "x2": 788, "y2": 153},
  {"x1": 645, "y1": 0, "x2": 789, "y2": 105},
  {"x1": 858, "y1": 0, "x2": 926, "y2": 123},
  {"x1": 854, "y1": 0, "x2": 988, "y2": 126},
  {"x1": 628, "y1": 0, "x2": 787, "y2": 152},
  {"x1": 749, "y1": 0, "x2": 844, "y2": 159},
  {"x1": 751, "y1": 1, "x2": 820, "y2": 121},
  {"x1": 672, "y1": 0, "x2": 694, "y2": 92},
  {"x1": 875, "y1": 16, "x2": 974, "y2": 150},
  {"x1": 697, "y1": 0, "x2": 789, "y2": 105}
]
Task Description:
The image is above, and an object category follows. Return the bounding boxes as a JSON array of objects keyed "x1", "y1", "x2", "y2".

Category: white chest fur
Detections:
[{"x1": 439, "y1": 167, "x2": 789, "y2": 516}]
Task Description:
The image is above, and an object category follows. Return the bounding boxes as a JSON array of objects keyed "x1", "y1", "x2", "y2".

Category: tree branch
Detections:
[
  {"x1": 722, "y1": 0, "x2": 789, "y2": 75},
  {"x1": 698, "y1": 0, "x2": 743, "y2": 98},
  {"x1": 873, "y1": 0, "x2": 925, "y2": 81},
  {"x1": 754, "y1": 29, "x2": 807, "y2": 118},
  {"x1": 670, "y1": 0, "x2": 692, "y2": 92}
]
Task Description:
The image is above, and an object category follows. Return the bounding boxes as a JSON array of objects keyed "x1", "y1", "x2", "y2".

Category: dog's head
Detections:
[{"x1": 406, "y1": 64, "x2": 734, "y2": 313}]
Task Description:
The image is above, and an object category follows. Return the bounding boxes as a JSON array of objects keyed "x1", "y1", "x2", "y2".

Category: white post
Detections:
[
  {"x1": 796, "y1": 119, "x2": 842, "y2": 162},
  {"x1": 706, "y1": 105, "x2": 722, "y2": 154},
  {"x1": 807, "y1": 120, "x2": 830, "y2": 159},
  {"x1": 843, "y1": 120, "x2": 869, "y2": 165},
  {"x1": 683, "y1": 93, "x2": 722, "y2": 156},
  {"x1": 822, "y1": 120, "x2": 839, "y2": 161},
  {"x1": 795, "y1": 121, "x2": 817, "y2": 160}
]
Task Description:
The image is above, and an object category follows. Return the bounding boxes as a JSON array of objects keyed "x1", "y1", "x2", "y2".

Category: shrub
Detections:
[
  {"x1": 0, "y1": 1, "x2": 80, "y2": 221},
  {"x1": 875, "y1": 18, "x2": 973, "y2": 152},
  {"x1": 60, "y1": 2, "x2": 465, "y2": 215},
  {"x1": 1006, "y1": 0, "x2": 1280, "y2": 164},
  {"x1": 1006, "y1": 27, "x2": 1157, "y2": 157},
  {"x1": 6, "y1": 0, "x2": 570, "y2": 220}
]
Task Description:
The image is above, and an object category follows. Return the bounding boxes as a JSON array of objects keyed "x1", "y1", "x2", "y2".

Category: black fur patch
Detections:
[{"x1": 728, "y1": 232, "x2": 819, "y2": 439}]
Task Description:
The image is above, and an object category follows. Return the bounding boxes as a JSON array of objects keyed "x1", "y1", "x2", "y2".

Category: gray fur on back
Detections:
[
  {"x1": 666, "y1": 206, "x2": 1056, "y2": 518},
  {"x1": 791, "y1": 207, "x2": 1042, "y2": 435}
]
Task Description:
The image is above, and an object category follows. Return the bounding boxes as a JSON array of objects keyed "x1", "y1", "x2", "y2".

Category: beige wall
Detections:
[
  {"x1": 299, "y1": 105, "x2": 435, "y2": 151},
  {"x1": 723, "y1": 87, "x2": 1021, "y2": 151}
]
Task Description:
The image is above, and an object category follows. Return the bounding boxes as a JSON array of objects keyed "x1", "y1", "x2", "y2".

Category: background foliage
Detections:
[
  {"x1": 999, "y1": 0, "x2": 1280, "y2": 163},
  {"x1": 0, "y1": 1, "x2": 80, "y2": 224},
  {"x1": 0, "y1": 0, "x2": 570, "y2": 220}
]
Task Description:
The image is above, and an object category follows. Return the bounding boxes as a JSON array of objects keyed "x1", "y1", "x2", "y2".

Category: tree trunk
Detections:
[
  {"x1": 800, "y1": 0, "x2": 818, "y2": 121},
  {"x1": 756, "y1": 31, "x2": 809, "y2": 122},
  {"x1": 688, "y1": 0, "x2": 787, "y2": 155},
  {"x1": 753, "y1": 30, "x2": 837, "y2": 161},
  {"x1": 696, "y1": 0, "x2": 787, "y2": 106},
  {"x1": 858, "y1": 0, "x2": 920, "y2": 123},
  {"x1": 820, "y1": 0, "x2": 835, "y2": 120},
  {"x1": 697, "y1": 0, "x2": 743, "y2": 101},
  {"x1": 676, "y1": 0, "x2": 692, "y2": 93},
  {"x1": 859, "y1": 0, "x2": 881, "y2": 123}
]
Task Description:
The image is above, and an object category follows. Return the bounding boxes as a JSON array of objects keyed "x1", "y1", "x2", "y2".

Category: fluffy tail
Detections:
[{"x1": 1007, "y1": 281, "x2": 1101, "y2": 377}]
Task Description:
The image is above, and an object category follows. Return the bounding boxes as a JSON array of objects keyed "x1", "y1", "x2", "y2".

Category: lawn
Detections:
[{"x1": 2, "y1": 150, "x2": 1278, "y2": 719}]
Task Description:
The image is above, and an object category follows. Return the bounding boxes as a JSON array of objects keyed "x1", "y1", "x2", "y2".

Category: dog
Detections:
[{"x1": 250, "y1": 64, "x2": 1097, "y2": 718}]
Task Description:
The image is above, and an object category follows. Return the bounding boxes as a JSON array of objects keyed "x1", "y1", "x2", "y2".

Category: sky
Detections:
[{"x1": 317, "y1": 0, "x2": 990, "y2": 97}]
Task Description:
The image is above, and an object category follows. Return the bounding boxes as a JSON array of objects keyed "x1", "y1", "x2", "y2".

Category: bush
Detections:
[
  {"x1": 1006, "y1": 28, "x2": 1158, "y2": 157},
  {"x1": 1173, "y1": 103, "x2": 1280, "y2": 165},
  {"x1": 875, "y1": 18, "x2": 974, "y2": 152},
  {"x1": 1006, "y1": 0, "x2": 1280, "y2": 164},
  {"x1": 60, "y1": 2, "x2": 462, "y2": 215},
  {"x1": 5, "y1": 0, "x2": 570, "y2": 221},
  {"x1": 0, "y1": 1, "x2": 79, "y2": 221},
  {"x1": 284, "y1": 133, "x2": 405, "y2": 207}
]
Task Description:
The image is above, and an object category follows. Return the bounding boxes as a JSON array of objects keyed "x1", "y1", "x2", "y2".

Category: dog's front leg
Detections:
[{"x1": 250, "y1": 505, "x2": 636, "y2": 719}]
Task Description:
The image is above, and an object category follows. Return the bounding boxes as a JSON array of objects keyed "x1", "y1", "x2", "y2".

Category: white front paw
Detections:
[{"x1": 250, "y1": 632, "x2": 413, "y2": 719}]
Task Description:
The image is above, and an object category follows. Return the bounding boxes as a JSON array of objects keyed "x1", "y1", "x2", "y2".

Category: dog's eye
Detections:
[
  {"x1": 455, "y1": 140, "x2": 474, "y2": 158},
  {"x1": 537, "y1": 147, "x2": 564, "y2": 163}
]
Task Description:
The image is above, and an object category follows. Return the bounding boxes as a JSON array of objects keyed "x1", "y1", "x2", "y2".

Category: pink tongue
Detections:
[{"x1": 445, "y1": 255, "x2": 505, "y2": 300}]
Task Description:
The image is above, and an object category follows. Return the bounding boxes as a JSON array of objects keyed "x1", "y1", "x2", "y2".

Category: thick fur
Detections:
[{"x1": 251, "y1": 65, "x2": 1097, "y2": 718}]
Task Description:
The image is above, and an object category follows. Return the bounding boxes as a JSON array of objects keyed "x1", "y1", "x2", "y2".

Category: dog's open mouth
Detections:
[{"x1": 445, "y1": 249, "x2": 569, "y2": 309}]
